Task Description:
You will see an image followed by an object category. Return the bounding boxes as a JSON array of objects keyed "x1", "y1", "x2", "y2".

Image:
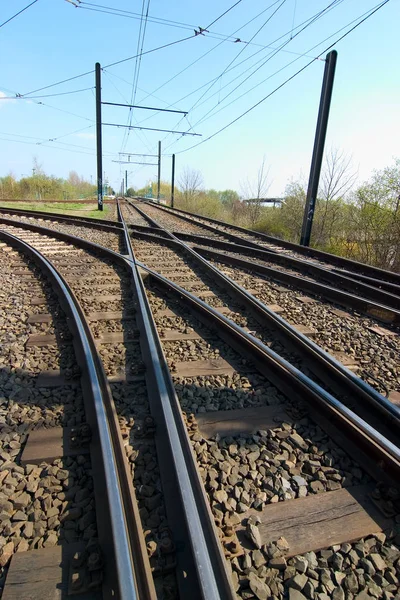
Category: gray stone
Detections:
[
  {"x1": 292, "y1": 476, "x2": 307, "y2": 487},
  {"x1": 332, "y1": 586, "x2": 345, "y2": 600},
  {"x1": 310, "y1": 480, "x2": 324, "y2": 493},
  {"x1": 269, "y1": 557, "x2": 287, "y2": 570},
  {"x1": 289, "y1": 573, "x2": 308, "y2": 591},
  {"x1": 0, "y1": 541, "x2": 14, "y2": 567},
  {"x1": 289, "y1": 590, "x2": 308, "y2": 600},
  {"x1": 214, "y1": 490, "x2": 228, "y2": 504},
  {"x1": 330, "y1": 552, "x2": 344, "y2": 570},
  {"x1": 12, "y1": 492, "x2": 30, "y2": 509},
  {"x1": 369, "y1": 553, "x2": 387, "y2": 571},
  {"x1": 60, "y1": 507, "x2": 82, "y2": 522},
  {"x1": 12, "y1": 510, "x2": 27, "y2": 521},
  {"x1": 292, "y1": 555, "x2": 308, "y2": 573},
  {"x1": 355, "y1": 592, "x2": 374, "y2": 600},
  {"x1": 246, "y1": 522, "x2": 262, "y2": 549},
  {"x1": 289, "y1": 433, "x2": 308, "y2": 451},
  {"x1": 252, "y1": 549, "x2": 266, "y2": 569},
  {"x1": 248, "y1": 572, "x2": 271, "y2": 600},
  {"x1": 345, "y1": 571, "x2": 359, "y2": 594},
  {"x1": 303, "y1": 551, "x2": 318, "y2": 569},
  {"x1": 303, "y1": 580, "x2": 315, "y2": 599},
  {"x1": 359, "y1": 558, "x2": 376, "y2": 576}
]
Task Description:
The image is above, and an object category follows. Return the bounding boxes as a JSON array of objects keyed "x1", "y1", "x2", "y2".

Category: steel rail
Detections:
[
  {"x1": 126, "y1": 224, "x2": 400, "y2": 325},
  {"x1": 130, "y1": 200, "x2": 400, "y2": 306},
  {"x1": 4, "y1": 209, "x2": 398, "y2": 450},
  {"x1": 140, "y1": 199, "x2": 400, "y2": 285},
  {"x1": 192, "y1": 243, "x2": 400, "y2": 326},
  {"x1": 130, "y1": 198, "x2": 267, "y2": 250},
  {"x1": 139, "y1": 263, "x2": 400, "y2": 482},
  {"x1": 123, "y1": 225, "x2": 400, "y2": 444},
  {"x1": 162, "y1": 229, "x2": 400, "y2": 316},
  {"x1": 0, "y1": 229, "x2": 155, "y2": 600},
  {"x1": 0, "y1": 205, "x2": 122, "y2": 230},
  {"x1": 331, "y1": 267, "x2": 400, "y2": 297},
  {"x1": 0, "y1": 215, "x2": 127, "y2": 262},
  {"x1": 160, "y1": 230, "x2": 400, "y2": 312},
  {"x1": 117, "y1": 200, "x2": 237, "y2": 600}
]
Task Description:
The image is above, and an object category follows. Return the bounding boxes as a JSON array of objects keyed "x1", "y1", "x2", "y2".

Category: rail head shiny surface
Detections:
[
  {"x1": 140, "y1": 263, "x2": 400, "y2": 474},
  {"x1": 118, "y1": 199, "x2": 237, "y2": 600}
]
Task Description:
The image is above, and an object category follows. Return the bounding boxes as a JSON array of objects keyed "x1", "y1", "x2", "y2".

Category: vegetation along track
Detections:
[
  {"x1": 135, "y1": 199, "x2": 400, "y2": 291},
  {"x1": 119, "y1": 199, "x2": 400, "y2": 600}
]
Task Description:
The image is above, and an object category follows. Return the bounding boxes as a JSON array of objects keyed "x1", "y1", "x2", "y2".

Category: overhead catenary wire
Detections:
[
  {"x1": 159, "y1": 0, "x2": 344, "y2": 149},
  {"x1": 121, "y1": 0, "x2": 152, "y2": 154},
  {"x1": 189, "y1": 0, "x2": 384, "y2": 130},
  {"x1": 116, "y1": 0, "x2": 247, "y2": 163},
  {"x1": 0, "y1": 87, "x2": 94, "y2": 100},
  {"x1": 0, "y1": 0, "x2": 39, "y2": 29},
  {"x1": 11, "y1": 34, "x2": 196, "y2": 99},
  {"x1": 135, "y1": 0, "x2": 285, "y2": 107},
  {"x1": 172, "y1": 0, "x2": 390, "y2": 156},
  {"x1": 76, "y1": 0, "x2": 255, "y2": 47},
  {"x1": 130, "y1": 0, "x2": 344, "y2": 135},
  {"x1": 184, "y1": 0, "x2": 344, "y2": 133},
  {"x1": 188, "y1": 0, "x2": 288, "y2": 114}
]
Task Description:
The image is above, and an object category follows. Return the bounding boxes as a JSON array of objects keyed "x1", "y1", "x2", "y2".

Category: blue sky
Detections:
[{"x1": 0, "y1": 0, "x2": 399, "y2": 196}]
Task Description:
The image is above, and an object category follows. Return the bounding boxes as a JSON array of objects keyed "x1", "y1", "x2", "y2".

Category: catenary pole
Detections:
[
  {"x1": 171, "y1": 154, "x2": 175, "y2": 208},
  {"x1": 300, "y1": 50, "x2": 337, "y2": 246},
  {"x1": 95, "y1": 63, "x2": 103, "y2": 211},
  {"x1": 157, "y1": 141, "x2": 161, "y2": 202}
]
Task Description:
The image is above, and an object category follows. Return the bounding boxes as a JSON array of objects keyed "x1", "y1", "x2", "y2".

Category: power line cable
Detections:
[
  {"x1": 189, "y1": 0, "x2": 288, "y2": 114},
  {"x1": 205, "y1": 0, "x2": 243, "y2": 29},
  {"x1": 160, "y1": 0, "x2": 344, "y2": 148},
  {"x1": 119, "y1": 0, "x2": 148, "y2": 153},
  {"x1": 131, "y1": 0, "x2": 343, "y2": 133},
  {"x1": 173, "y1": 0, "x2": 390, "y2": 155},
  {"x1": 135, "y1": 0, "x2": 284, "y2": 107},
  {"x1": 187, "y1": 0, "x2": 343, "y2": 132},
  {"x1": 122, "y1": 0, "x2": 152, "y2": 153},
  {"x1": 0, "y1": 84, "x2": 95, "y2": 122},
  {"x1": 193, "y1": 0, "x2": 376, "y2": 126},
  {"x1": 77, "y1": 1, "x2": 251, "y2": 46},
  {"x1": 13, "y1": 34, "x2": 195, "y2": 98},
  {"x1": 0, "y1": 0, "x2": 39, "y2": 29},
  {"x1": 0, "y1": 87, "x2": 94, "y2": 100}
]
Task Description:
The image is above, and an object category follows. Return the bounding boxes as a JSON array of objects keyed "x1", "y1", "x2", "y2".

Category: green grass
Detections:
[{"x1": 0, "y1": 201, "x2": 111, "y2": 219}]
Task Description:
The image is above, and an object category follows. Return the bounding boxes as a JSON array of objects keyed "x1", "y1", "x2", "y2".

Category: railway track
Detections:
[
  {"x1": 0, "y1": 231, "x2": 153, "y2": 599},
  {"x1": 124, "y1": 200, "x2": 400, "y2": 400},
  {"x1": 119, "y1": 199, "x2": 400, "y2": 599},
  {"x1": 136, "y1": 199, "x2": 400, "y2": 287},
  {"x1": 126, "y1": 201, "x2": 400, "y2": 319},
  {"x1": 0, "y1": 203, "x2": 399, "y2": 599}
]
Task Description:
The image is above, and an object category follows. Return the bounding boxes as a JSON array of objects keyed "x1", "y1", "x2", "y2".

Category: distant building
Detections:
[{"x1": 244, "y1": 198, "x2": 283, "y2": 207}]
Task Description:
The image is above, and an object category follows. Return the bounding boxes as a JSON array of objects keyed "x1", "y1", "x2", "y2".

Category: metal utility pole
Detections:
[
  {"x1": 95, "y1": 63, "x2": 103, "y2": 211},
  {"x1": 171, "y1": 154, "x2": 175, "y2": 208},
  {"x1": 125, "y1": 170, "x2": 128, "y2": 195},
  {"x1": 157, "y1": 141, "x2": 161, "y2": 202},
  {"x1": 300, "y1": 50, "x2": 337, "y2": 246}
]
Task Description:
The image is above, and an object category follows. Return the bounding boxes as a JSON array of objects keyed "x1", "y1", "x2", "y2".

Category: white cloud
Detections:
[
  {"x1": 0, "y1": 91, "x2": 15, "y2": 108},
  {"x1": 75, "y1": 132, "x2": 95, "y2": 140}
]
